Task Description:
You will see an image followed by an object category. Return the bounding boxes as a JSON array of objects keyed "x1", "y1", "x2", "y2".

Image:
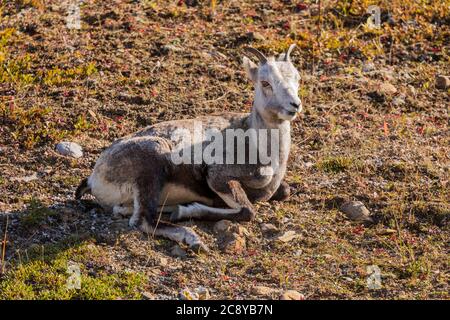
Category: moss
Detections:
[
  {"x1": 0, "y1": 103, "x2": 93, "y2": 149},
  {"x1": 0, "y1": 241, "x2": 146, "y2": 300},
  {"x1": 0, "y1": 104, "x2": 68, "y2": 149},
  {"x1": 316, "y1": 156, "x2": 355, "y2": 174},
  {"x1": 0, "y1": 28, "x2": 96, "y2": 87},
  {"x1": 20, "y1": 198, "x2": 56, "y2": 228},
  {"x1": 17, "y1": 0, "x2": 45, "y2": 10},
  {"x1": 41, "y1": 62, "x2": 97, "y2": 86}
]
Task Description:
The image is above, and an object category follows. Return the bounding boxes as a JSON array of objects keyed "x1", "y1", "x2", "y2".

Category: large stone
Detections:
[{"x1": 55, "y1": 142, "x2": 83, "y2": 158}]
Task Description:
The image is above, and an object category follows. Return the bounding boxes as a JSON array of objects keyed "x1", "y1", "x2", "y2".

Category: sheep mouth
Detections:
[
  {"x1": 287, "y1": 110, "x2": 297, "y2": 116},
  {"x1": 278, "y1": 110, "x2": 297, "y2": 121}
]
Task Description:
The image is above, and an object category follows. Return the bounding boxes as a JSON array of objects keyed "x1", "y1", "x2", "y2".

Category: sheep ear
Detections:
[{"x1": 243, "y1": 56, "x2": 258, "y2": 82}]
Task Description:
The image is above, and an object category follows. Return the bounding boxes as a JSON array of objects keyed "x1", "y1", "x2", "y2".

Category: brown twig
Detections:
[
  {"x1": 1, "y1": 215, "x2": 9, "y2": 275},
  {"x1": 152, "y1": 192, "x2": 169, "y2": 238}
]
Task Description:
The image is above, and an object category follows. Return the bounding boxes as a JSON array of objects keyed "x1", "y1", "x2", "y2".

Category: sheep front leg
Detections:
[{"x1": 170, "y1": 180, "x2": 256, "y2": 222}]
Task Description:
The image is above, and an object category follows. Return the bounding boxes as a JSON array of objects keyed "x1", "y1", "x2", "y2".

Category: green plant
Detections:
[{"x1": 21, "y1": 198, "x2": 56, "y2": 228}]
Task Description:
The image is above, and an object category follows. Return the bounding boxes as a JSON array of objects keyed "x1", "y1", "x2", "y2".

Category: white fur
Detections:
[
  {"x1": 88, "y1": 174, "x2": 134, "y2": 209},
  {"x1": 160, "y1": 183, "x2": 214, "y2": 206}
]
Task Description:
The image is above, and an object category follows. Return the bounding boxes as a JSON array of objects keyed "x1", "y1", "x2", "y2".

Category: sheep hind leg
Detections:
[
  {"x1": 169, "y1": 203, "x2": 241, "y2": 222},
  {"x1": 140, "y1": 219, "x2": 208, "y2": 253},
  {"x1": 170, "y1": 180, "x2": 255, "y2": 223},
  {"x1": 130, "y1": 173, "x2": 208, "y2": 253}
]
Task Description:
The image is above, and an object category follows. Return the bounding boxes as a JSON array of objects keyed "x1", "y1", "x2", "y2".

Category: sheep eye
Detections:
[{"x1": 261, "y1": 81, "x2": 271, "y2": 88}]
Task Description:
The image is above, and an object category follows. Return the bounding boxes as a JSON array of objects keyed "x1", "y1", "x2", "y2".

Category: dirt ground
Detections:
[{"x1": 0, "y1": 0, "x2": 448, "y2": 299}]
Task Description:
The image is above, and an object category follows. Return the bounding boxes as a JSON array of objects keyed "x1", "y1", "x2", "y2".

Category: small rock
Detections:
[
  {"x1": 435, "y1": 75, "x2": 450, "y2": 89},
  {"x1": 408, "y1": 85, "x2": 417, "y2": 97},
  {"x1": 304, "y1": 161, "x2": 314, "y2": 168},
  {"x1": 343, "y1": 277, "x2": 354, "y2": 282},
  {"x1": 214, "y1": 220, "x2": 248, "y2": 236},
  {"x1": 179, "y1": 287, "x2": 210, "y2": 300},
  {"x1": 247, "y1": 31, "x2": 265, "y2": 41},
  {"x1": 55, "y1": 142, "x2": 83, "y2": 158},
  {"x1": 392, "y1": 95, "x2": 406, "y2": 106},
  {"x1": 260, "y1": 223, "x2": 278, "y2": 234},
  {"x1": 159, "y1": 257, "x2": 168, "y2": 267},
  {"x1": 340, "y1": 201, "x2": 373, "y2": 223},
  {"x1": 252, "y1": 286, "x2": 277, "y2": 296},
  {"x1": 275, "y1": 230, "x2": 300, "y2": 243},
  {"x1": 179, "y1": 288, "x2": 199, "y2": 300},
  {"x1": 234, "y1": 225, "x2": 250, "y2": 237},
  {"x1": 170, "y1": 244, "x2": 187, "y2": 258},
  {"x1": 141, "y1": 291, "x2": 154, "y2": 300},
  {"x1": 220, "y1": 233, "x2": 246, "y2": 254},
  {"x1": 280, "y1": 290, "x2": 305, "y2": 300},
  {"x1": 379, "y1": 82, "x2": 397, "y2": 95},
  {"x1": 162, "y1": 44, "x2": 182, "y2": 53},
  {"x1": 213, "y1": 220, "x2": 232, "y2": 234},
  {"x1": 362, "y1": 62, "x2": 375, "y2": 73},
  {"x1": 195, "y1": 286, "x2": 210, "y2": 300}
]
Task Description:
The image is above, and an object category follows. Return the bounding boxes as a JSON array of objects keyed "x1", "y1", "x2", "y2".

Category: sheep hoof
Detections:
[
  {"x1": 169, "y1": 205, "x2": 183, "y2": 222},
  {"x1": 128, "y1": 215, "x2": 140, "y2": 229},
  {"x1": 190, "y1": 242, "x2": 209, "y2": 254}
]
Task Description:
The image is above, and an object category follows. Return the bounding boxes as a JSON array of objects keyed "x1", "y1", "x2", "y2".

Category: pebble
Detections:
[
  {"x1": 213, "y1": 220, "x2": 232, "y2": 234},
  {"x1": 340, "y1": 201, "x2": 373, "y2": 223},
  {"x1": 162, "y1": 44, "x2": 183, "y2": 53},
  {"x1": 170, "y1": 244, "x2": 187, "y2": 258},
  {"x1": 392, "y1": 95, "x2": 406, "y2": 106},
  {"x1": 141, "y1": 291, "x2": 154, "y2": 300},
  {"x1": 362, "y1": 62, "x2": 375, "y2": 73},
  {"x1": 246, "y1": 31, "x2": 265, "y2": 41},
  {"x1": 260, "y1": 223, "x2": 278, "y2": 234},
  {"x1": 379, "y1": 82, "x2": 397, "y2": 95},
  {"x1": 275, "y1": 230, "x2": 300, "y2": 243},
  {"x1": 280, "y1": 290, "x2": 305, "y2": 300},
  {"x1": 55, "y1": 141, "x2": 83, "y2": 158},
  {"x1": 435, "y1": 75, "x2": 450, "y2": 89},
  {"x1": 179, "y1": 288, "x2": 198, "y2": 300},
  {"x1": 159, "y1": 257, "x2": 168, "y2": 267},
  {"x1": 220, "y1": 233, "x2": 246, "y2": 254},
  {"x1": 179, "y1": 287, "x2": 210, "y2": 300},
  {"x1": 252, "y1": 286, "x2": 277, "y2": 296}
]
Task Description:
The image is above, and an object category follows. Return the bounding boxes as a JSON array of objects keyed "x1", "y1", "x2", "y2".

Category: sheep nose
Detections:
[{"x1": 290, "y1": 102, "x2": 301, "y2": 110}]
